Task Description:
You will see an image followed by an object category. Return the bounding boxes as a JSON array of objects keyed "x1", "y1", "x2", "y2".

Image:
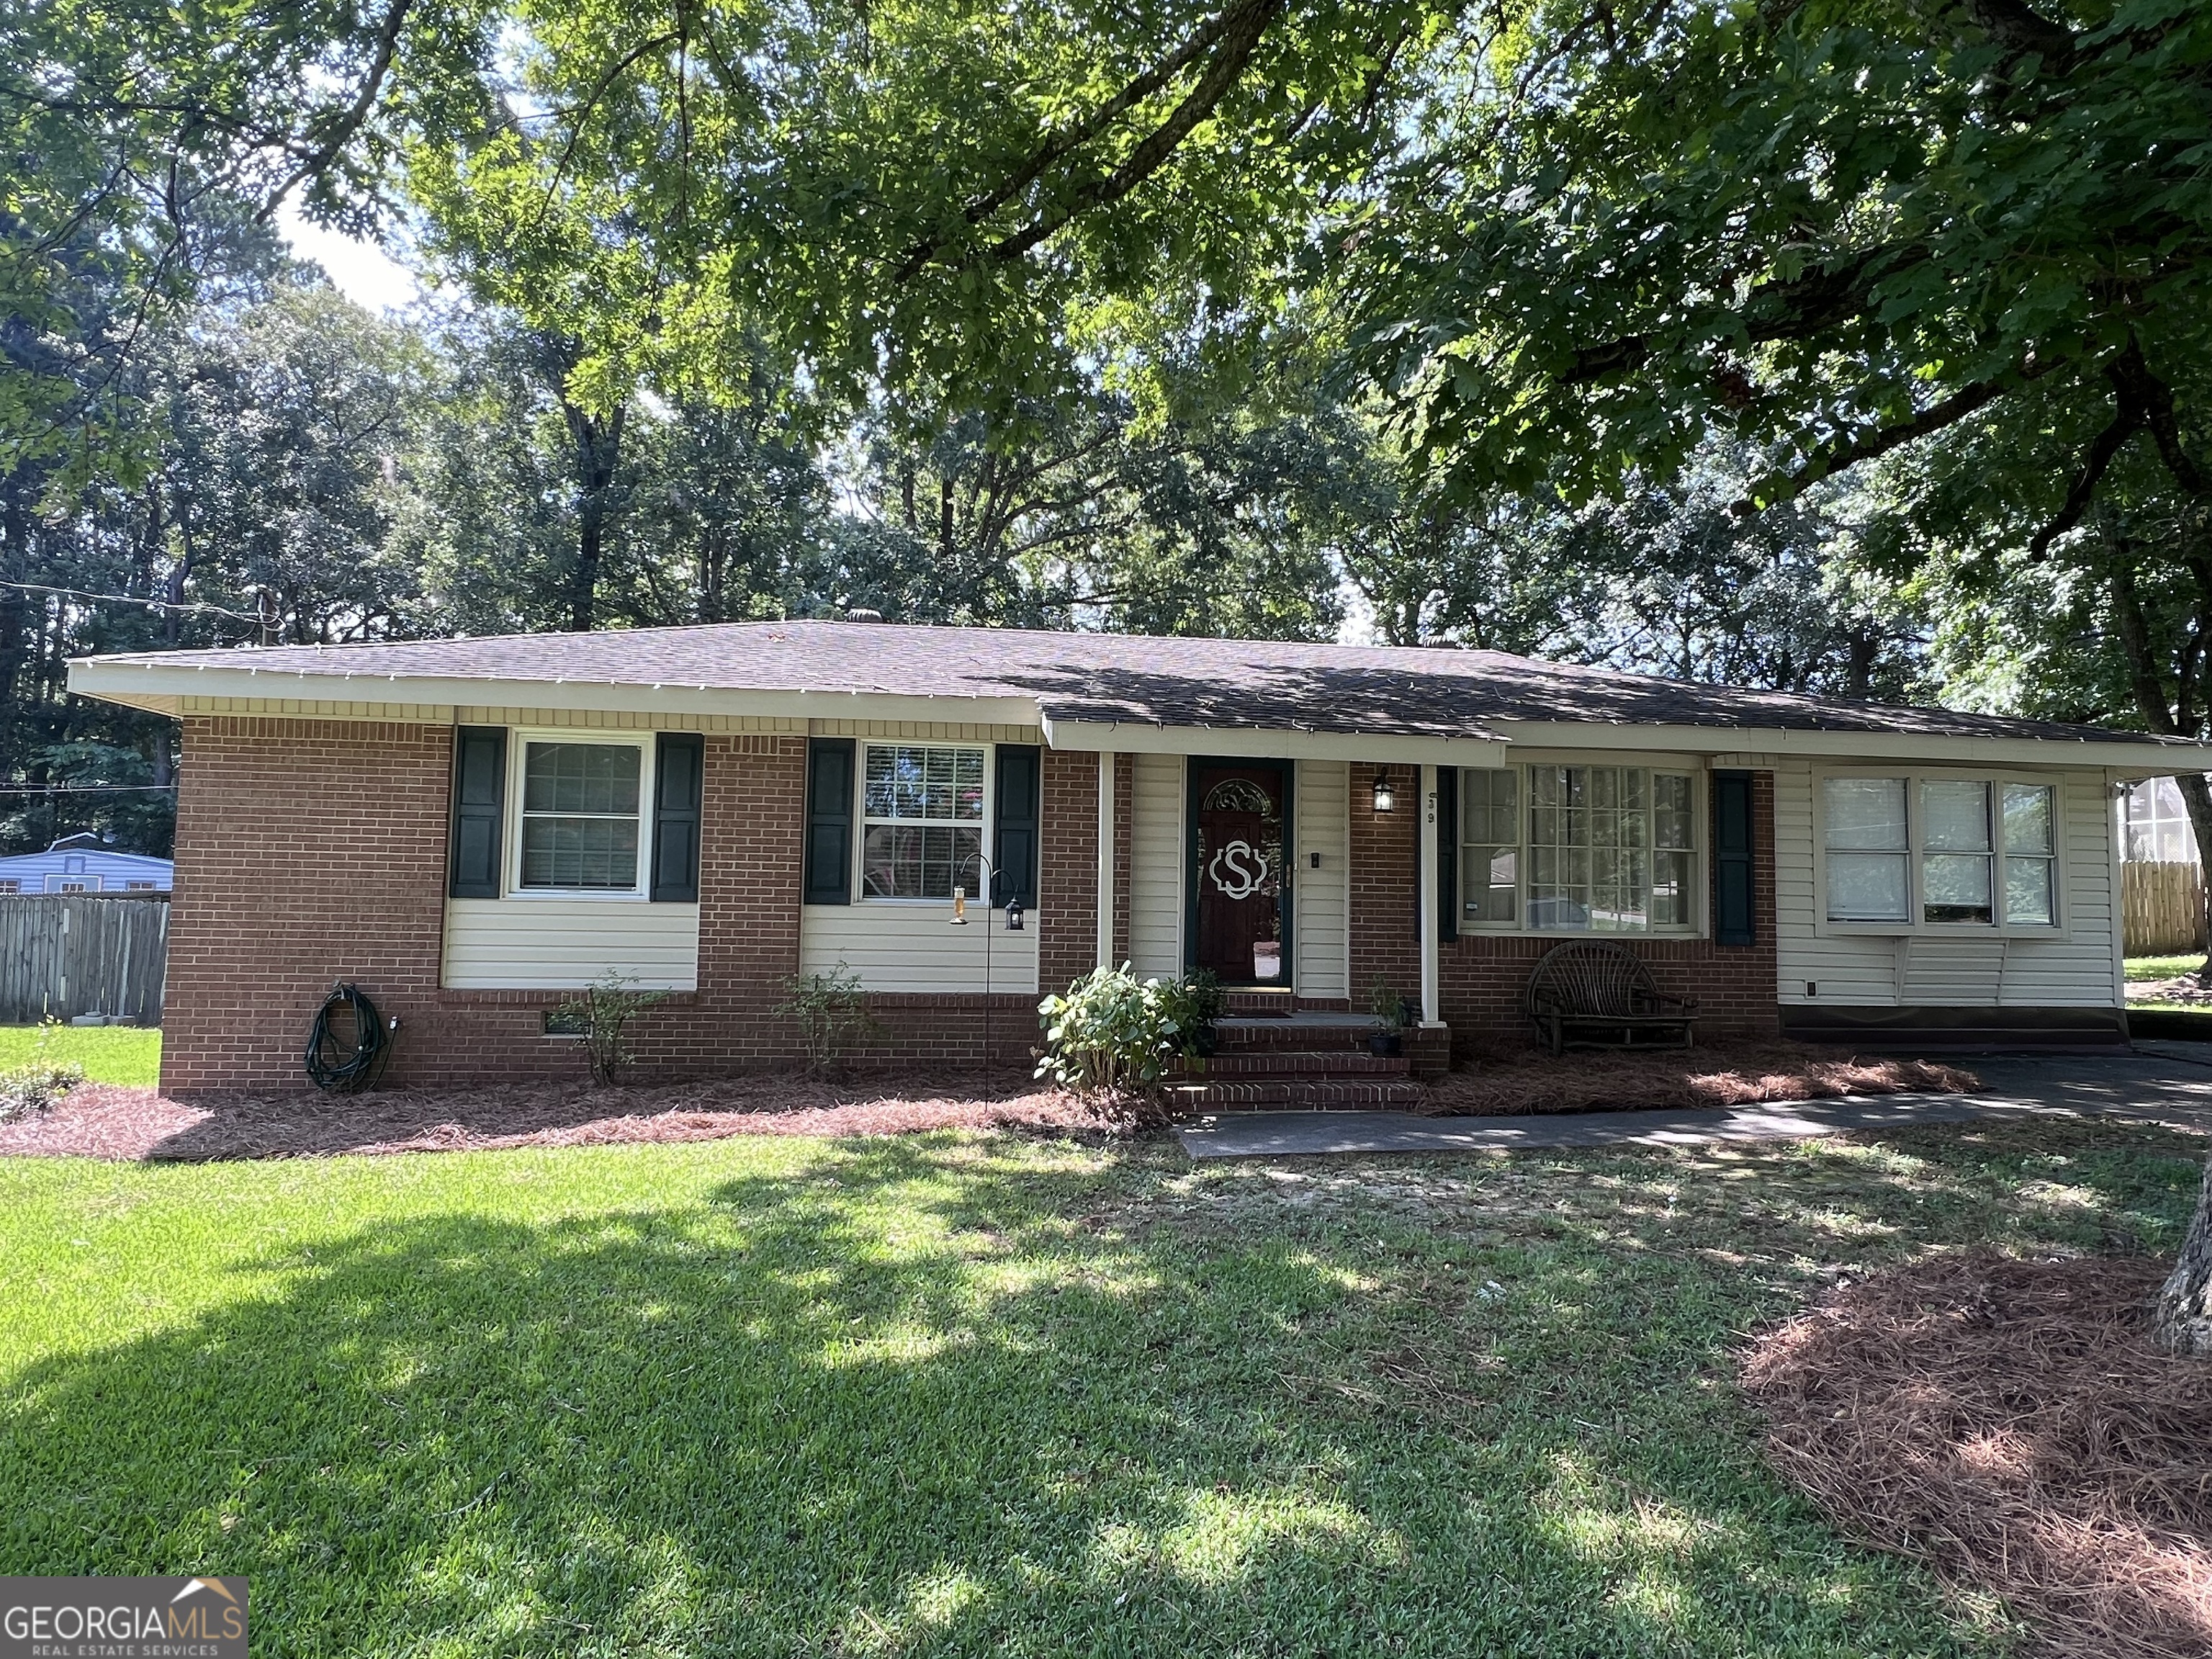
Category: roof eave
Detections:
[
  {"x1": 1039, "y1": 715, "x2": 1510, "y2": 767},
  {"x1": 1489, "y1": 720, "x2": 2212, "y2": 770}
]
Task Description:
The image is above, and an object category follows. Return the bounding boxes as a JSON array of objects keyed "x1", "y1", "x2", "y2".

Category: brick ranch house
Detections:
[{"x1": 68, "y1": 621, "x2": 2212, "y2": 1099}]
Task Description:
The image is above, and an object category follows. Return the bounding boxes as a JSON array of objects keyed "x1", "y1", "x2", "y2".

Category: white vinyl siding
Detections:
[
  {"x1": 442, "y1": 898, "x2": 699, "y2": 989},
  {"x1": 1128, "y1": 752, "x2": 1184, "y2": 978},
  {"x1": 799, "y1": 905, "x2": 1039, "y2": 994},
  {"x1": 1294, "y1": 759, "x2": 1350, "y2": 998},
  {"x1": 1776, "y1": 767, "x2": 2118, "y2": 1007}
]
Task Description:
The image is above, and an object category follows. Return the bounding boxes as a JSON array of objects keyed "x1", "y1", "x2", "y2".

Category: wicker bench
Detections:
[{"x1": 1525, "y1": 940, "x2": 1698, "y2": 1056}]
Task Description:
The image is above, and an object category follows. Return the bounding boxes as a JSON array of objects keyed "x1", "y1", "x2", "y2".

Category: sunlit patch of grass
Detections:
[
  {"x1": 2125, "y1": 953, "x2": 2204, "y2": 982},
  {"x1": 0, "y1": 1022, "x2": 161, "y2": 1085},
  {"x1": 0, "y1": 1117, "x2": 2201, "y2": 1655}
]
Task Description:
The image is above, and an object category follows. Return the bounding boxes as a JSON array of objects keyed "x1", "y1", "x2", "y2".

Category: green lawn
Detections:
[
  {"x1": 0, "y1": 1022, "x2": 161, "y2": 1085},
  {"x1": 2126, "y1": 953, "x2": 2205, "y2": 983},
  {"x1": 1, "y1": 1119, "x2": 2203, "y2": 1657}
]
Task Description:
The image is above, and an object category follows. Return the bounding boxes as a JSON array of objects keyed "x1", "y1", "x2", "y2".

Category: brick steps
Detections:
[
  {"x1": 1212, "y1": 1016, "x2": 1390, "y2": 1051},
  {"x1": 1178, "y1": 1049, "x2": 1407, "y2": 1076},
  {"x1": 1169, "y1": 1015, "x2": 1423, "y2": 1111},
  {"x1": 1164, "y1": 1076, "x2": 1431, "y2": 1111}
]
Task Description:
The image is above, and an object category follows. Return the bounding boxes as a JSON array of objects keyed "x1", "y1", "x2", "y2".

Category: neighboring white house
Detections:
[{"x1": 2122, "y1": 776, "x2": 2202, "y2": 864}]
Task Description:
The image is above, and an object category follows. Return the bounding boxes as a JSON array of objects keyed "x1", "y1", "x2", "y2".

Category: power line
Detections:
[{"x1": 0, "y1": 578, "x2": 264, "y2": 624}]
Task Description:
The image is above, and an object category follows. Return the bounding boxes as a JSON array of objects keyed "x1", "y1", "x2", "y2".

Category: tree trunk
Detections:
[
  {"x1": 563, "y1": 399, "x2": 626, "y2": 633},
  {"x1": 2102, "y1": 523, "x2": 2212, "y2": 1355},
  {"x1": 2154, "y1": 1157, "x2": 2212, "y2": 1354}
]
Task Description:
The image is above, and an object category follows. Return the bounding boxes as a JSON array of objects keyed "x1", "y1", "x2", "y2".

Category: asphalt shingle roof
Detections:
[{"x1": 81, "y1": 620, "x2": 2182, "y2": 747}]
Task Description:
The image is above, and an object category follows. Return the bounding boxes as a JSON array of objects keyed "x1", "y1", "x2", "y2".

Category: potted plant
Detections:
[
  {"x1": 1162, "y1": 968, "x2": 1226, "y2": 1071},
  {"x1": 1367, "y1": 980, "x2": 1407, "y2": 1056}
]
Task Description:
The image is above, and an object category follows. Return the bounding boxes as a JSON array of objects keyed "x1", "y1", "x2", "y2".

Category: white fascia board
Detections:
[
  {"x1": 66, "y1": 660, "x2": 1046, "y2": 729},
  {"x1": 1040, "y1": 716, "x2": 1510, "y2": 768},
  {"x1": 1488, "y1": 720, "x2": 2212, "y2": 772}
]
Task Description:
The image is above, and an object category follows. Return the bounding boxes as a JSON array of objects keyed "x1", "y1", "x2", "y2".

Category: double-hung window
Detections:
[
  {"x1": 861, "y1": 744, "x2": 984, "y2": 900},
  {"x1": 1460, "y1": 764, "x2": 1700, "y2": 933},
  {"x1": 1820, "y1": 775, "x2": 2059, "y2": 927},
  {"x1": 517, "y1": 739, "x2": 647, "y2": 892}
]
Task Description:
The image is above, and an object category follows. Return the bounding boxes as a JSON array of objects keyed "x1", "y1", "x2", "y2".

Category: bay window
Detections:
[
  {"x1": 1820, "y1": 775, "x2": 2059, "y2": 927},
  {"x1": 1460, "y1": 764, "x2": 1700, "y2": 933},
  {"x1": 861, "y1": 744, "x2": 985, "y2": 900},
  {"x1": 518, "y1": 739, "x2": 645, "y2": 891}
]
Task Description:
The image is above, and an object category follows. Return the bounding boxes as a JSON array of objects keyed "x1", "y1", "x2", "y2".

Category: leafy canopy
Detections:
[{"x1": 1343, "y1": 0, "x2": 2212, "y2": 523}]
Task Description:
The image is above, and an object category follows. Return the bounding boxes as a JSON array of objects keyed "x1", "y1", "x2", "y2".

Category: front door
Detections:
[{"x1": 1192, "y1": 763, "x2": 1288, "y2": 984}]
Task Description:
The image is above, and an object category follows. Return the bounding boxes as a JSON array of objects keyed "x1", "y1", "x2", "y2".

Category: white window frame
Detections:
[
  {"x1": 1456, "y1": 761, "x2": 1707, "y2": 938},
  {"x1": 1813, "y1": 768, "x2": 2068, "y2": 937},
  {"x1": 502, "y1": 729, "x2": 656, "y2": 901},
  {"x1": 855, "y1": 741, "x2": 994, "y2": 906}
]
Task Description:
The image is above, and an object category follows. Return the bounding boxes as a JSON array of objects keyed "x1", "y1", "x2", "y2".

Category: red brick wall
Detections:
[
  {"x1": 1348, "y1": 763, "x2": 1781, "y2": 1058},
  {"x1": 1347, "y1": 763, "x2": 1424, "y2": 1016},
  {"x1": 161, "y1": 720, "x2": 1075, "y2": 1094},
  {"x1": 161, "y1": 717, "x2": 457, "y2": 1094},
  {"x1": 161, "y1": 722, "x2": 1776, "y2": 1092},
  {"x1": 1038, "y1": 747, "x2": 1100, "y2": 997}
]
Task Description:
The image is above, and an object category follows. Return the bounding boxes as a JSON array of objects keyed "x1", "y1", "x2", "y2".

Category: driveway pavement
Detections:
[{"x1": 1173, "y1": 1044, "x2": 2212, "y2": 1160}]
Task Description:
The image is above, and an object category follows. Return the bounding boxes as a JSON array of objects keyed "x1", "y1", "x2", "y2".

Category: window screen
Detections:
[
  {"x1": 519, "y1": 742, "x2": 643, "y2": 890},
  {"x1": 861, "y1": 745, "x2": 985, "y2": 900}
]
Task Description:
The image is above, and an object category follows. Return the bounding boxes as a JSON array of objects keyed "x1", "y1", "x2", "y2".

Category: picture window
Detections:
[
  {"x1": 861, "y1": 745, "x2": 985, "y2": 900},
  {"x1": 518, "y1": 740, "x2": 644, "y2": 891},
  {"x1": 1459, "y1": 764, "x2": 1699, "y2": 933},
  {"x1": 1820, "y1": 775, "x2": 2059, "y2": 927}
]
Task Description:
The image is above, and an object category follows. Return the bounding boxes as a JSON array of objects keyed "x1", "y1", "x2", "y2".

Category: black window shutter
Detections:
[
  {"x1": 449, "y1": 726, "x2": 507, "y2": 898},
  {"x1": 993, "y1": 745, "x2": 1041, "y2": 909},
  {"x1": 1713, "y1": 769, "x2": 1755, "y2": 946},
  {"x1": 651, "y1": 732, "x2": 705, "y2": 902},
  {"x1": 804, "y1": 738, "x2": 856, "y2": 905},
  {"x1": 1436, "y1": 765, "x2": 1459, "y2": 942}
]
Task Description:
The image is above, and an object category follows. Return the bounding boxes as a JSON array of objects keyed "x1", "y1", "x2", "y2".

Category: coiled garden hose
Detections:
[{"x1": 305, "y1": 981, "x2": 392, "y2": 1093}]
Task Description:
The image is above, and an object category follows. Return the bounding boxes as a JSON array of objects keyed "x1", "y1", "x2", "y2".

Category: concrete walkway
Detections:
[{"x1": 1172, "y1": 1045, "x2": 2212, "y2": 1160}]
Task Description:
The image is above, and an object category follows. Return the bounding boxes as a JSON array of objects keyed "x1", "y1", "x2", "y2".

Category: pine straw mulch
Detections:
[
  {"x1": 1743, "y1": 1251, "x2": 2212, "y2": 1659},
  {"x1": 1424, "y1": 1040, "x2": 1979, "y2": 1116},
  {"x1": 0, "y1": 1072, "x2": 1128, "y2": 1162}
]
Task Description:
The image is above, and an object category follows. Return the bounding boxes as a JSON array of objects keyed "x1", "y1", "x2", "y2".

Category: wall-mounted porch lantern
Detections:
[{"x1": 1371, "y1": 770, "x2": 1395, "y2": 814}]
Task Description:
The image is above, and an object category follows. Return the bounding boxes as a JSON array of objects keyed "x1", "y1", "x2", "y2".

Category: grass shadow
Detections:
[{"x1": 0, "y1": 1130, "x2": 2046, "y2": 1657}]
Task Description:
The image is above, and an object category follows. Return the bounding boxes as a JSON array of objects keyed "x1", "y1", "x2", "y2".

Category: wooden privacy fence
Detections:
[
  {"x1": 2123, "y1": 861, "x2": 2208, "y2": 957},
  {"x1": 0, "y1": 893, "x2": 170, "y2": 1025}
]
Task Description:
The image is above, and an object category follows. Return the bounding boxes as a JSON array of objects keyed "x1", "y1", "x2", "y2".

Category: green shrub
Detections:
[
  {"x1": 1156, "y1": 968, "x2": 1226, "y2": 1058},
  {"x1": 550, "y1": 971, "x2": 667, "y2": 1087},
  {"x1": 0, "y1": 1061, "x2": 84, "y2": 1124},
  {"x1": 777, "y1": 965, "x2": 883, "y2": 1076},
  {"x1": 1036, "y1": 965, "x2": 1180, "y2": 1094}
]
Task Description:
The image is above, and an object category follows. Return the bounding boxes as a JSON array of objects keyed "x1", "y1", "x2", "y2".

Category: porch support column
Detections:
[
  {"x1": 1419, "y1": 763, "x2": 1442, "y2": 1022},
  {"x1": 1096, "y1": 750, "x2": 1118, "y2": 971}
]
